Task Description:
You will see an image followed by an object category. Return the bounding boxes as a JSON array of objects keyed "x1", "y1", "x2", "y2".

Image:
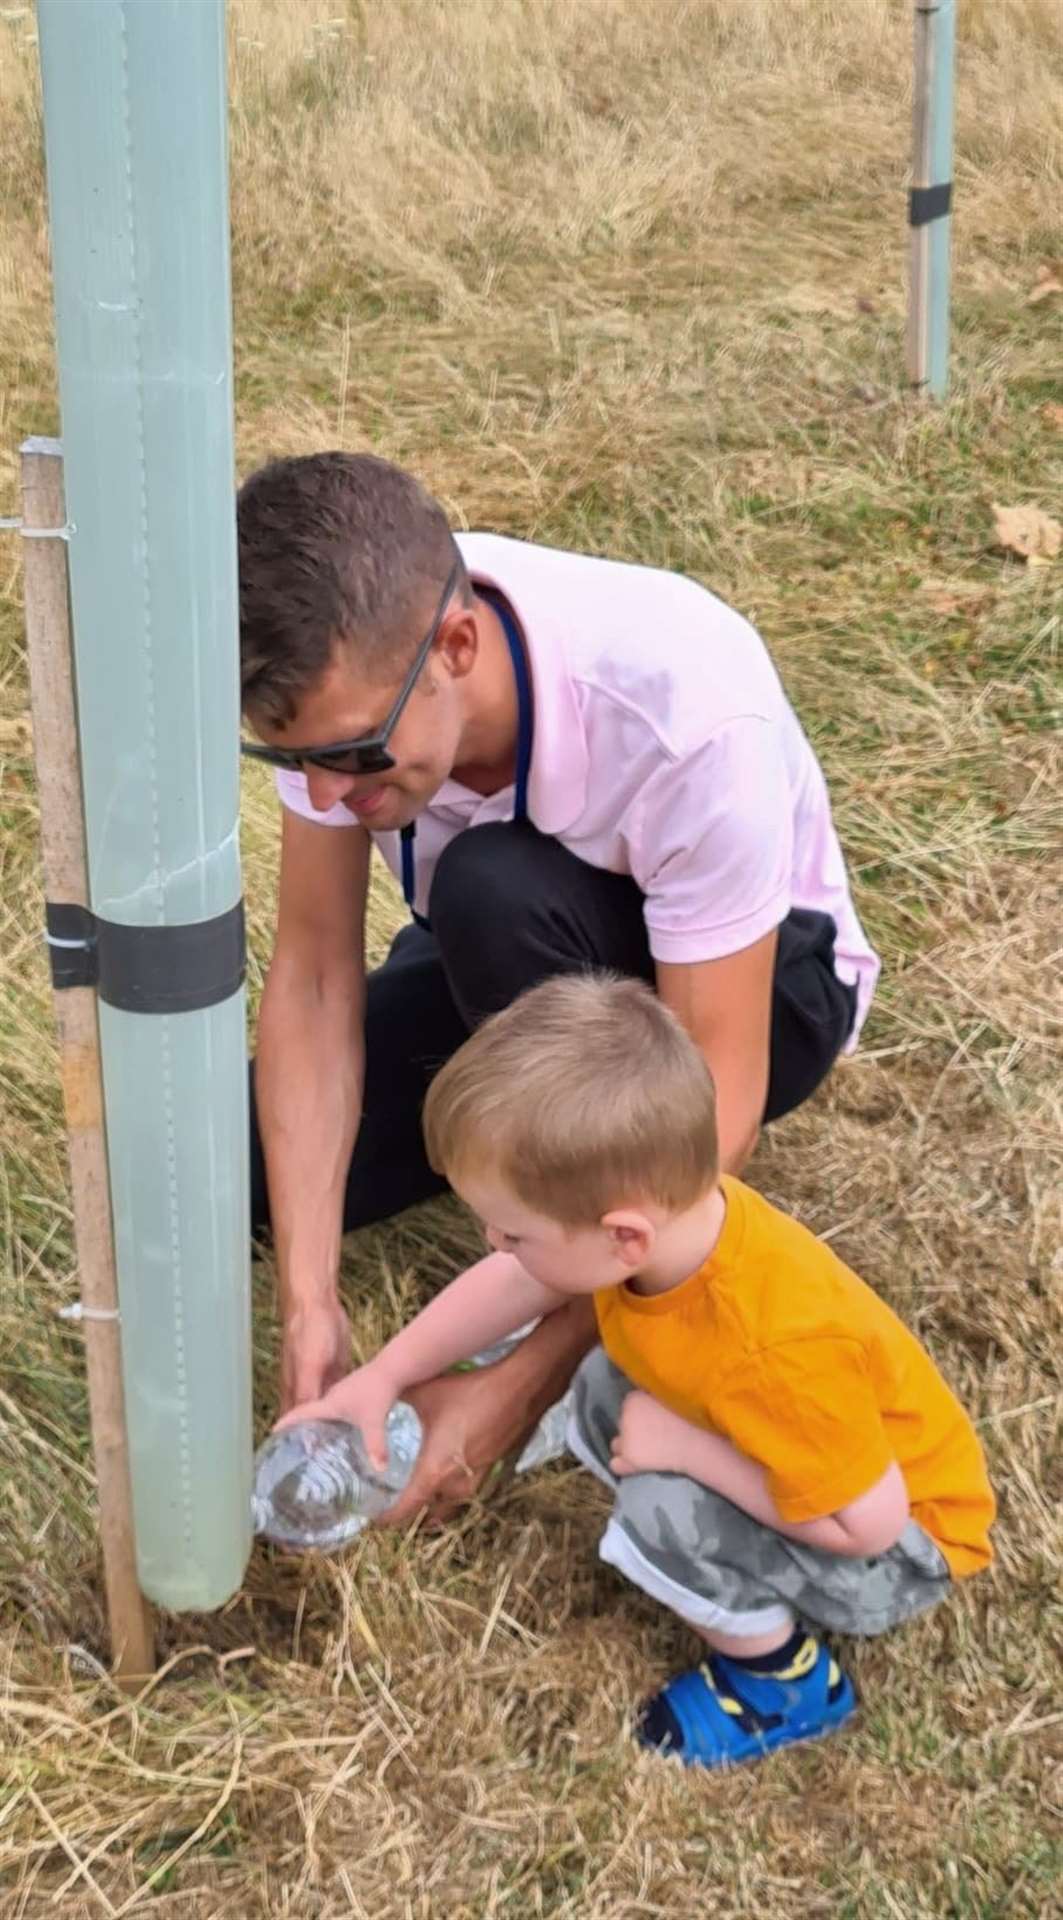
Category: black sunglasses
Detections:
[{"x1": 241, "y1": 560, "x2": 461, "y2": 778}]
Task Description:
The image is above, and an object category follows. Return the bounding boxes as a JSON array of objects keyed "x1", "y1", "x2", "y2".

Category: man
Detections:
[{"x1": 238, "y1": 451, "x2": 879, "y2": 1524}]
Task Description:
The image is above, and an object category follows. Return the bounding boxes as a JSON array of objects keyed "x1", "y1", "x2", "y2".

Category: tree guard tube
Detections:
[{"x1": 36, "y1": 0, "x2": 251, "y2": 1609}]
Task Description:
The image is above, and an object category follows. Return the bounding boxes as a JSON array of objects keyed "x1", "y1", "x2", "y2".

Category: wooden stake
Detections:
[
  {"x1": 20, "y1": 437, "x2": 154, "y2": 1683},
  {"x1": 907, "y1": 1, "x2": 956, "y2": 398}
]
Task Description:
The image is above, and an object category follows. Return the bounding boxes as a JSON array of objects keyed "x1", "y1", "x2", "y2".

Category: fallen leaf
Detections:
[
  {"x1": 919, "y1": 579, "x2": 992, "y2": 617},
  {"x1": 917, "y1": 583, "x2": 982, "y2": 614},
  {"x1": 1027, "y1": 261, "x2": 1063, "y2": 305},
  {"x1": 1042, "y1": 403, "x2": 1063, "y2": 430},
  {"x1": 991, "y1": 502, "x2": 1062, "y2": 563}
]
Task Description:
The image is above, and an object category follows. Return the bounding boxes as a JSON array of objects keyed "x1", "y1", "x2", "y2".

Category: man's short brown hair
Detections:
[
  {"x1": 422, "y1": 975, "x2": 719, "y2": 1229},
  {"x1": 237, "y1": 451, "x2": 471, "y2": 727}
]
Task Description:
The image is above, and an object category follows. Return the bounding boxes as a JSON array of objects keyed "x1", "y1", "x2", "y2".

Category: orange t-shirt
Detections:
[{"x1": 594, "y1": 1176, "x2": 994, "y2": 1577}]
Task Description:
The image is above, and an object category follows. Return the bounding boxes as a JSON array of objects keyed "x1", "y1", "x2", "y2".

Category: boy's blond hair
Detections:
[{"x1": 423, "y1": 975, "x2": 718, "y2": 1228}]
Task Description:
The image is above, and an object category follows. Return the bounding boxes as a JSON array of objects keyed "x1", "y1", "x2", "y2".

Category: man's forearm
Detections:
[
  {"x1": 710, "y1": 1057, "x2": 767, "y2": 1175},
  {"x1": 256, "y1": 959, "x2": 365, "y2": 1310},
  {"x1": 485, "y1": 1294, "x2": 598, "y2": 1429}
]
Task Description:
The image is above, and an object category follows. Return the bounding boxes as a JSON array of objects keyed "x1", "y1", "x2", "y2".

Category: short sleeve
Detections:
[
  {"x1": 273, "y1": 767, "x2": 359, "y2": 828},
  {"x1": 630, "y1": 719, "x2": 793, "y2": 964},
  {"x1": 712, "y1": 1338, "x2": 893, "y2": 1523}
]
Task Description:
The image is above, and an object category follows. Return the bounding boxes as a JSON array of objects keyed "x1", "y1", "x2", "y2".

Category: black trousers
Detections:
[{"x1": 249, "y1": 822, "x2": 857, "y2": 1236}]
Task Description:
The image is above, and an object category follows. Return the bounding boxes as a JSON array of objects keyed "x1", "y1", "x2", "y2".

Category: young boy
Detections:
[{"x1": 284, "y1": 976, "x2": 995, "y2": 1769}]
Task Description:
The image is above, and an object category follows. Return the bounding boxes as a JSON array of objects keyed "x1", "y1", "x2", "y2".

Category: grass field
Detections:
[{"x1": 1, "y1": 1, "x2": 1062, "y2": 1913}]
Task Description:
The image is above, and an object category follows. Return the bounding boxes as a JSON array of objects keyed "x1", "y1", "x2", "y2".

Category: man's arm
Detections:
[
  {"x1": 256, "y1": 808, "x2": 370, "y2": 1409},
  {"x1": 656, "y1": 930, "x2": 777, "y2": 1174}
]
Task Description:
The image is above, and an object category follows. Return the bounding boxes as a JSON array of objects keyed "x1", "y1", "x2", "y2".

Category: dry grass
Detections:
[{"x1": 1, "y1": 0, "x2": 1062, "y2": 1913}]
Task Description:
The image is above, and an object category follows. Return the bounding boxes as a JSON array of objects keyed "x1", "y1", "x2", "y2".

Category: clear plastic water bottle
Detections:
[
  {"x1": 468, "y1": 1322, "x2": 573, "y2": 1472},
  {"x1": 512, "y1": 1395, "x2": 573, "y2": 1472},
  {"x1": 251, "y1": 1402, "x2": 422, "y2": 1552}
]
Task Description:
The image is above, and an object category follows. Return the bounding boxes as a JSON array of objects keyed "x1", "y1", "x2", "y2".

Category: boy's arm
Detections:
[
  {"x1": 373, "y1": 1251, "x2": 564, "y2": 1393},
  {"x1": 379, "y1": 1296, "x2": 597, "y2": 1526},
  {"x1": 277, "y1": 1251, "x2": 566, "y2": 1463},
  {"x1": 611, "y1": 1394, "x2": 910, "y2": 1557}
]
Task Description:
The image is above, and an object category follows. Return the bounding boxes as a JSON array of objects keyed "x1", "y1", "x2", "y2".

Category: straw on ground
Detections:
[{"x1": 1, "y1": 2, "x2": 1061, "y2": 1914}]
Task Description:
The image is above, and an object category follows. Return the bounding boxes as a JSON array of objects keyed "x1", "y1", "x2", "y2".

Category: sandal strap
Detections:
[{"x1": 700, "y1": 1659, "x2": 783, "y2": 1736}]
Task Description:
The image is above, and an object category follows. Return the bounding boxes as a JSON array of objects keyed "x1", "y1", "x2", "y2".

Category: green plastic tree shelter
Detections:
[
  {"x1": 35, "y1": 0, "x2": 251, "y2": 1611},
  {"x1": 907, "y1": 0, "x2": 956, "y2": 397}
]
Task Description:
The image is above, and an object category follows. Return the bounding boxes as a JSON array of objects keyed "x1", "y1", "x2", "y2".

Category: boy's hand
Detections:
[
  {"x1": 274, "y1": 1360, "x2": 399, "y2": 1473},
  {"x1": 610, "y1": 1389, "x2": 700, "y2": 1479}
]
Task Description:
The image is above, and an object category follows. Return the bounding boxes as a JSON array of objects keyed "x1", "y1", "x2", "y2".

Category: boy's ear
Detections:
[{"x1": 600, "y1": 1209, "x2": 655, "y2": 1266}]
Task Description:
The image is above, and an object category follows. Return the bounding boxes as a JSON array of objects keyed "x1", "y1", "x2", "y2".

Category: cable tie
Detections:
[
  {"x1": 57, "y1": 1301, "x2": 121, "y2": 1324},
  {"x1": 0, "y1": 517, "x2": 75, "y2": 540}
]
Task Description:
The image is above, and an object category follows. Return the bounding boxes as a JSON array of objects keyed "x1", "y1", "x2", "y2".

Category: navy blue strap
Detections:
[
  {"x1": 400, "y1": 823, "x2": 429, "y2": 929},
  {"x1": 400, "y1": 595, "x2": 534, "y2": 924},
  {"x1": 495, "y1": 597, "x2": 534, "y2": 823}
]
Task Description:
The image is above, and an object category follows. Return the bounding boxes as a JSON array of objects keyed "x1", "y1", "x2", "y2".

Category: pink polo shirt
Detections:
[{"x1": 275, "y1": 533, "x2": 879, "y2": 1045}]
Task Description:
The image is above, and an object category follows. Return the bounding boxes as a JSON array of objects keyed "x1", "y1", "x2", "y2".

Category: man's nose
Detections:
[{"x1": 304, "y1": 765, "x2": 358, "y2": 813}]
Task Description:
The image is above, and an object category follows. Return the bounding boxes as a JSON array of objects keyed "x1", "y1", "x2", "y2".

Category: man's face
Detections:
[{"x1": 255, "y1": 635, "x2": 466, "y2": 834}]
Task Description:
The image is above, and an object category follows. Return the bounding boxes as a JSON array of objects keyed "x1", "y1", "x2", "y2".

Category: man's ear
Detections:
[
  {"x1": 601, "y1": 1209, "x2": 655, "y2": 1268},
  {"x1": 434, "y1": 606, "x2": 479, "y2": 682}
]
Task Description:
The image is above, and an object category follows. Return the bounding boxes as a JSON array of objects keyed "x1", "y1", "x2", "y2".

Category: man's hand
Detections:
[
  {"x1": 610, "y1": 1389, "x2": 701, "y2": 1479},
  {"x1": 374, "y1": 1367, "x2": 535, "y2": 1526},
  {"x1": 279, "y1": 1297, "x2": 354, "y2": 1414},
  {"x1": 275, "y1": 1358, "x2": 398, "y2": 1470}
]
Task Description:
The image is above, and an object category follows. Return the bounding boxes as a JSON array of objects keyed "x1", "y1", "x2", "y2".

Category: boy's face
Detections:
[{"x1": 455, "y1": 1173, "x2": 645, "y2": 1296}]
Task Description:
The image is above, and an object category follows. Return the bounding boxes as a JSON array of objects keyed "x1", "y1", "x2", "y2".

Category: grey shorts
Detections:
[{"x1": 568, "y1": 1349, "x2": 952, "y2": 1640}]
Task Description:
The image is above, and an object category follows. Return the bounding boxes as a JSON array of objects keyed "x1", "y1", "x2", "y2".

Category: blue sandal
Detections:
[{"x1": 637, "y1": 1636, "x2": 856, "y2": 1769}]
